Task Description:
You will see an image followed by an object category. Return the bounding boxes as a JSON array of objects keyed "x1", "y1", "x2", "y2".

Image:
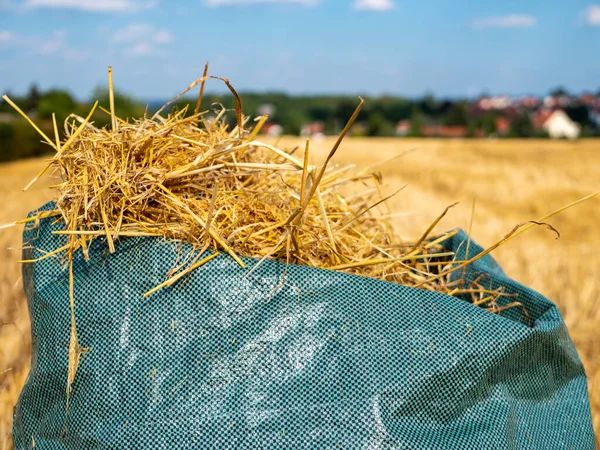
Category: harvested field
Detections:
[{"x1": 1, "y1": 138, "x2": 598, "y2": 446}]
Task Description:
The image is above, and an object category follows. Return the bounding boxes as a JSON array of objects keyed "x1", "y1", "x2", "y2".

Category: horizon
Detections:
[
  {"x1": 3, "y1": 83, "x2": 598, "y2": 105},
  {"x1": 1, "y1": 1, "x2": 600, "y2": 99}
]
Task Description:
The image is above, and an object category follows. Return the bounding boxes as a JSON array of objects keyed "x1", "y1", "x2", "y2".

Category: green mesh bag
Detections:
[{"x1": 13, "y1": 202, "x2": 595, "y2": 449}]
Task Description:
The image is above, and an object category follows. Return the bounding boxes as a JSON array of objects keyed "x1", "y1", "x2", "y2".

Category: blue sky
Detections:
[{"x1": 1, "y1": 0, "x2": 600, "y2": 100}]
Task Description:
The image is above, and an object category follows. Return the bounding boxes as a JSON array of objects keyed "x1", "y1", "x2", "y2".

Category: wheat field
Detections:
[{"x1": 0, "y1": 138, "x2": 598, "y2": 446}]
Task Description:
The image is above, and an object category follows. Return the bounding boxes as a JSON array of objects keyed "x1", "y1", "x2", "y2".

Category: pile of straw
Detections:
[
  {"x1": 2, "y1": 67, "x2": 593, "y2": 400},
  {"x1": 4, "y1": 70, "x2": 466, "y2": 297}
]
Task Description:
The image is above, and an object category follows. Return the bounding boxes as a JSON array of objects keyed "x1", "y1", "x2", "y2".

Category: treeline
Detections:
[
  {"x1": 173, "y1": 93, "x2": 508, "y2": 136},
  {"x1": 0, "y1": 85, "x2": 145, "y2": 162},
  {"x1": 1, "y1": 85, "x2": 599, "y2": 162}
]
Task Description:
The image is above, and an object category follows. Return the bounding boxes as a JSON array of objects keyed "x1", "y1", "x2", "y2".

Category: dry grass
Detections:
[
  {"x1": 0, "y1": 158, "x2": 54, "y2": 447},
  {"x1": 1, "y1": 138, "x2": 599, "y2": 445}
]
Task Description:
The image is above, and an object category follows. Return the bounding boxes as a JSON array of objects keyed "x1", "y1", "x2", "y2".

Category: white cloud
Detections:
[
  {"x1": 114, "y1": 24, "x2": 173, "y2": 57},
  {"x1": 62, "y1": 48, "x2": 89, "y2": 62},
  {"x1": 125, "y1": 42, "x2": 154, "y2": 56},
  {"x1": 0, "y1": 30, "x2": 18, "y2": 45},
  {"x1": 114, "y1": 24, "x2": 174, "y2": 44},
  {"x1": 24, "y1": 0, "x2": 155, "y2": 12},
  {"x1": 353, "y1": 0, "x2": 394, "y2": 11},
  {"x1": 0, "y1": 29, "x2": 87, "y2": 63},
  {"x1": 30, "y1": 29, "x2": 89, "y2": 61},
  {"x1": 154, "y1": 30, "x2": 174, "y2": 44},
  {"x1": 204, "y1": 0, "x2": 318, "y2": 7},
  {"x1": 472, "y1": 14, "x2": 537, "y2": 29},
  {"x1": 581, "y1": 5, "x2": 600, "y2": 26},
  {"x1": 39, "y1": 30, "x2": 66, "y2": 54},
  {"x1": 124, "y1": 42, "x2": 166, "y2": 57}
]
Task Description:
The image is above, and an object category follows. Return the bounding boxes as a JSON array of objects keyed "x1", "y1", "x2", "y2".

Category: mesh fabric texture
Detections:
[{"x1": 13, "y1": 202, "x2": 595, "y2": 449}]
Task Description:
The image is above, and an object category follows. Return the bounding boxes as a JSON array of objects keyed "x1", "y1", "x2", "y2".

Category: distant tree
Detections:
[
  {"x1": 0, "y1": 90, "x2": 19, "y2": 113},
  {"x1": 407, "y1": 106, "x2": 423, "y2": 137},
  {"x1": 0, "y1": 121, "x2": 52, "y2": 162},
  {"x1": 565, "y1": 105, "x2": 591, "y2": 127},
  {"x1": 37, "y1": 90, "x2": 77, "y2": 129},
  {"x1": 437, "y1": 100, "x2": 454, "y2": 116},
  {"x1": 91, "y1": 87, "x2": 145, "y2": 125},
  {"x1": 0, "y1": 123, "x2": 15, "y2": 161},
  {"x1": 380, "y1": 98, "x2": 412, "y2": 122},
  {"x1": 366, "y1": 113, "x2": 394, "y2": 137},
  {"x1": 531, "y1": 128, "x2": 550, "y2": 138},
  {"x1": 25, "y1": 84, "x2": 41, "y2": 112},
  {"x1": 308, "y1": 104, "x2": 334, "y2": 122},
  {"x1": 0, "y1": 98, "x2": 8, "y2": 113},
  {"x1": 509, "y1": 113, "x2": 534, "y2": 138},
  {"x1": 549, "y1": 86, "x2": 569, "y2": 97},
  {"x1": 419, "y1": 92, "x2": 437, "y2": 116},
  {"x1": 481, "y1": 114, "x2": 497, "y2": 135},
  {"x1": 472, "y1": 114, "x2": 497, "y2": 136},
  {"x1": 580, "y1": 125, "x2": 600, "y2": 138},
  {"x1": 335, "y1": 98, "x2": 363, "y2": 124},
  {"x1": 444, "y1": 102, "x2": 469, "y2": 127}
]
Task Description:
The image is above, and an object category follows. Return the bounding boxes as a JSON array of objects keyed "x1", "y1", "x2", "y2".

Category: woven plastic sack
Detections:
[{"x1": 13, "y1": 202, "x2": 595, "y2": 449}]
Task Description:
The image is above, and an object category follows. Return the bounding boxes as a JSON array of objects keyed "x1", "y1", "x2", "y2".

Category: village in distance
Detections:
[{"x1": 1, "y1": 85, "x2": 599, "y2": 162}]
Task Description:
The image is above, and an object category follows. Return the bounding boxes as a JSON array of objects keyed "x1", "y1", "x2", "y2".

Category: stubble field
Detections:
[{"x1": 1, "y1": 138, "x2": 598, "y2": 446}]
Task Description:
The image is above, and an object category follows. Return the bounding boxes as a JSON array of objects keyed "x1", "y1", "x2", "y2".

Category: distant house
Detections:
[
  {"x1": 261, "y1": 123, "x2": 283, "y2": 137},
  {"x1": 579, "y1": 93, "x2": 596, "y2": 107},
  {"x1": 300, "y1": 121, "x2": 325, "y2": 139},
  {"x1": 495, "y1": 117, "x2": 511, "y2": 136},
  {"x1": 543, "y1": 110, "x2": 580, "y2": 139},
  {"x1": 477, "y1": 96, "x2": 512, "y2": 111},
  {"x1": 532, "y1": 109, "x2": 554, "y2": 131},
  {"x1": 0, "y1": 112, "x2": 16, "y2": 123},
  {"x1": 591, "y1": 108, "x2": 600, "y2": 127},
  {"x1": 543, "y1": 96, "x2": 556, "y2": 108},
  {"x1": 540, "y1": 110, "x2": 580, "y2": 139},
  {"x1": 394, "y1": 122, "x2": 469, "y2": 138},
  {"x1": 420, "y1": 125, "x2": 468, "y2": 138},
  {"x1": 543, "y1": 95, "x2": 571, "y2": 109},
  {"x1": 519, "y1": 96, "x2": 540, "y2": 109},
  {"x1": 477, "y1": 97, "x2": 492, "y2": 110},
  {"x1": 257, "y1": 103, "x2": 276, "y2": 117},
  {"x1": 395, "y1": 120, "x2": 411, "y2": 137}
]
